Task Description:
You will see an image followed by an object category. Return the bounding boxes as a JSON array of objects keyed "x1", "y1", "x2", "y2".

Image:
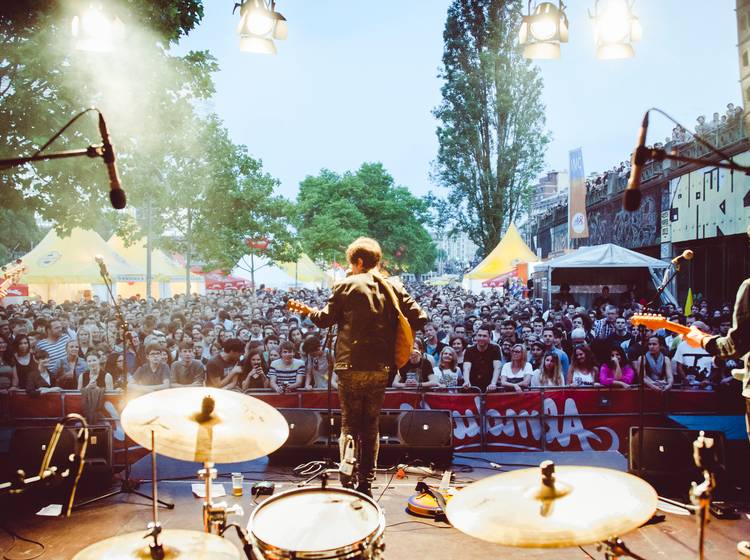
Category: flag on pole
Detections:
[{"x1": 684, "y1": 287, "x2": 693, "y2": 316}]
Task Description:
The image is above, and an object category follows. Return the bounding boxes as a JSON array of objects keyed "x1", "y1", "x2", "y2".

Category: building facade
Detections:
[{"x1": 529, "y1": 114, "x2": 750, "y2": 306}]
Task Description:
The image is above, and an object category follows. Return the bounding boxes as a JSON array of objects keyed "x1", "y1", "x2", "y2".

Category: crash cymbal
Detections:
[
  {"x1": 446, "y1": 461, "x2": 657, "y2": 548},
  {"x1": 73, "y1": 529, "x2": 239, "y2": 559},
  {"x1": 121, "y1": 388, "x2": 289, "y2": 463}
]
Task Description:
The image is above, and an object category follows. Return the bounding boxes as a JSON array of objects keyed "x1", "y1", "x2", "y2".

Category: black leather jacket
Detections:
[{"x1": 309, "y1": 271, "x2": 427, "y2": 372}]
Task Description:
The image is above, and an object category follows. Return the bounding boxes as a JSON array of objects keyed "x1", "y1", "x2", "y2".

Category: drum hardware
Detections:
[
  {"x1": 689, "y1": 431, "x2": 719, "y2": 560},
  {"x1": 597, "y1": 537, "x2": 648, "y2": 560},
  {"x1": 246, "y1": 486, "x2": 386, "y2": 560},
  {"x1": 200, "y1": 461, "x2": 245, "y2": 535}
]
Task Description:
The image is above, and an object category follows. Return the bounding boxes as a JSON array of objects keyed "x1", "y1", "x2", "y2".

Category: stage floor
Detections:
[{"x1": 3, "y1": 452, "x2": 749, "y2": 559}]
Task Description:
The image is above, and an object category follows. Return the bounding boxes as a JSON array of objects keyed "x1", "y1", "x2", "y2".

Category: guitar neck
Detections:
[{"x1": 663, "y1": 321, "x2": 691, "y2": 336}]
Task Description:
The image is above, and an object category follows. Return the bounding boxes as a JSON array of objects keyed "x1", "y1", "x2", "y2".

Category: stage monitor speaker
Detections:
[
  {"x1": 5, "y1": 424, "x2": 113, "y2": 485},
  {"x1": 271, "y1": 409, "x2": 453, "y2": 466},
  {"x1": 629, "y1": 426, "x2": 726, "y2": 494}
]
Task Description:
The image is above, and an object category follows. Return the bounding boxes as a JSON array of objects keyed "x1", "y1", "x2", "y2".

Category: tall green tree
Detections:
[
  {"x1": 165, "y1": 114, "x2": 297, "y2": 275},
  {"x1": 297, "y1": 163, "x2": 436, "y2": 275},
  {"x1": 433, "y1": 0, "x2": 549, "y2": 257},
  {"x1": 0, "y1": 1, "x2": 211, "y2": 230}
]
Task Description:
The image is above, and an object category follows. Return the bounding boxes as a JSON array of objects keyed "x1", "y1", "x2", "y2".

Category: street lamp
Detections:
[
  {"x1": 71, "y1": 2, "x2": 124, "y2": 53},
  {"x1": 234, "y1": 0, "x2": 288, "y2": 54},
  {"x1": 590, "y1": 0, "x2": 642, "y2": 59},
  {"x1": 518, "y1": 1, "x2": 569, "y2": 59}
]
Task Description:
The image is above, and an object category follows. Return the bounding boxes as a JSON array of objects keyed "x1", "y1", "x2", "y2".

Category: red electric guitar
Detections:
[
  {"x1": 406, "y1": 470, "x2": 455, "y2": 519},
  {"x1": 630, "y1": 313, "x2": 693, "y2": 338}
]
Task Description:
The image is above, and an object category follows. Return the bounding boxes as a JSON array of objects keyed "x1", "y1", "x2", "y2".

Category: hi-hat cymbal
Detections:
[
  {"x1": 73, "y1": 529, "x2": 239, "y2": 559},
  {"x1": 446, "y1": 462, "x2": 657, "y2": 548},
  {"x1": 121, "y1": 388, "x2": 289, "y2": 463}
]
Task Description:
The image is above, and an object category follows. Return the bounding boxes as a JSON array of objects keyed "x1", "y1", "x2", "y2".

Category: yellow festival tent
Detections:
[
  {"x1": 462, "y1": 224, "x2": 538, "y2": 292},
  {"x1": 19, "y1": 228, "x2": 145, "y2": 301},
  {"x1": 107, "y1": 235, "x2": 202, "y2": 298},
  {"x1": 275, "y1": 253, "x2": 326, "y2": 287}
]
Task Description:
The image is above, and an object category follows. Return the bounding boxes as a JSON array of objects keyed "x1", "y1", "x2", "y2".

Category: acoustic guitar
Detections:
[
  {"x1": 286, "y1": 298, "x2": 316, "y2": 316},
  {"x1": 406, "y1": 470, "x2": 454, "y2": 520},
  {"x1": 0, "y1": 259, "x2": 26, "y2": 298}
]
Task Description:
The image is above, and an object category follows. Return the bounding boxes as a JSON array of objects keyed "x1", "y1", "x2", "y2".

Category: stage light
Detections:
[
  {"x1": 235, "y1": 0, "x2": 287, "y2": 55},
  {"x1": 519, "y1": 2, "x2": 569, "y2": 60},
  {"x1": 239, "y1": 36, "x2": 277, "y2": 55},
  {"x1": 71, "y1": 3, "x2": 124, "y2": 53},
  {"x1": 591, "y1": 0, "x2": 641, "y2": 60}
]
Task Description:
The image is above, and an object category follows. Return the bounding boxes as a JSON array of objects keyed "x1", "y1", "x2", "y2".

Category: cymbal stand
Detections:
[
  {"x1": 75, "y1": 262, "x2": 173, "y2": 511},
  {"x1": 689, "y1": 431, "x2": 718, "y2": 560},
  {"x1": 199, "y1": 461, "x2": 243, "y2": 534},
  {"x1": 143, "y1": 430, "x2": 164, "y2": 560}
]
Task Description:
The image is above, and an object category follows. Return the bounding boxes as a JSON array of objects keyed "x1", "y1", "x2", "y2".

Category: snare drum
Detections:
[{"x1": 248, "y1": 486, "x2": 386, "y2": 559}]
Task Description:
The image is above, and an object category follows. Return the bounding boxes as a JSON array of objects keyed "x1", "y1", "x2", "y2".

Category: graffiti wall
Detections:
[{"x1": 585, "y1": 190, "x2": 661, "y2": 248}]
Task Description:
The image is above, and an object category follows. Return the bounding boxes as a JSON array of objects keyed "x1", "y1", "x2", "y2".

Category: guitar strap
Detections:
[{"x1": 414, "y1": 481, "x2": 450, "y2": 523}]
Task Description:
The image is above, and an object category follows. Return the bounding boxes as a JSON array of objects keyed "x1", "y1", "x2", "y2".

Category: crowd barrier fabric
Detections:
[{"x1": 0, "y1": 388, "x2": 743, "y2": 467}]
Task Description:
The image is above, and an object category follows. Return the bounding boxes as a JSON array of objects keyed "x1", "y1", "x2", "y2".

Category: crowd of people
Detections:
[{"x1": 0, "y1": 281, "x2": 740, "y2": 406}]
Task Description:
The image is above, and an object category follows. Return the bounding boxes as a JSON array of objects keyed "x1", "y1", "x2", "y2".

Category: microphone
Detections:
[
  {"x1": 671, "y1": 249, "x2": 694, "y2": 265},
  {"x1": 623, "y1": 111, "x2": 650, "y2": 212},
  {"x1": 339, "y1": 435, "x2": 355, "y2": 477},
  {"x1": 94, "y1": 255, "x2": 108, "y2": 278},
  {"x1": 98, "y1": 113, "x2": 126, "y2": 209}
]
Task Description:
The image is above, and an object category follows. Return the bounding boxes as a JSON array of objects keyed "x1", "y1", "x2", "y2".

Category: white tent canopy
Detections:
[
  {"x1": 232, "y1": 255, "x2": 321, "y2": 290},
  {"x1": 534, "y1": 244, "x2": 676, "y2": 307}
]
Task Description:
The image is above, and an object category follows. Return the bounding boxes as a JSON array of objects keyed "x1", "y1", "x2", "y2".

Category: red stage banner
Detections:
[{"x1": 3, "y1": 388, "x2": 743, "y2": 464}]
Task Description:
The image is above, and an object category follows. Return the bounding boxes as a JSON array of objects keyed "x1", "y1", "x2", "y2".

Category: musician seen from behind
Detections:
[
  {"x1": 300, "y1": 237, "x2": 428, "y2": 497},
  {"x1": 685, "y1": 225, "x2": 750, "y2": 557}
]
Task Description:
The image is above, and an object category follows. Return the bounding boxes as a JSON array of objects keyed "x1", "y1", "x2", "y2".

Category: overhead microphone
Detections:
[
  {"x1": 97, "y1": 113, "x2": 126, "y2": 209},
  {"x1": 671, "y1": 249, "x2": 694, "y2": 265},
  {"x1": 623, "y1": 111, "x2": 650, "y2": 212}
]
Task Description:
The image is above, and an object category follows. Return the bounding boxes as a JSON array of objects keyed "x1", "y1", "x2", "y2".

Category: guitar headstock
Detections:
[
  {"x1": 630, "y1": 313, "x2": 667, "y2": 330},
  {"x1": 286, "y1": 299, "x2": 314, "y2": 316}
]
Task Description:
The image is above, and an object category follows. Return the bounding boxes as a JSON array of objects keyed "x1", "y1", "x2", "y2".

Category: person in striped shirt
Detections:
[
  {"x1": 34, "y1": 319, "x2": 70, "y2": 376},
  {"x1": 268, "y1": 341, "x2": 304, "y2": 393}
]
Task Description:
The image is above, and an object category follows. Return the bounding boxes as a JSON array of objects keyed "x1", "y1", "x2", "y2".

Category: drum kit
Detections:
[{"x1": 73, "y1": 388, "x2": 661, "y2": 559}]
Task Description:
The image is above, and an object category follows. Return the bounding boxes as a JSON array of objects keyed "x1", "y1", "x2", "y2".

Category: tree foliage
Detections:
[
  {"x1": 433, "y1": 0, "x2": 549, "y2": 257},
  {"x1": 0, "y1": 1, "x2": 296, "y2": 279},
  {"x1": 297, "y1": 163, "x2": 436, "y2": 275},
  {"x1": 0, "y1": 1, "x2": 210, "y2": 229}
]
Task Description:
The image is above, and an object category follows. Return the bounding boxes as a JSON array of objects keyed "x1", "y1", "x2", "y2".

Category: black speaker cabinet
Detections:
[
  {"x1": 4, "y1": 424, "x2": 113, "y2": 484},
  {"x1": 629, "y1": 426, "x2": 726, "y2": 494},
  {"x1": 271, "y1": 409, "x2": 453, "y2": 466}
]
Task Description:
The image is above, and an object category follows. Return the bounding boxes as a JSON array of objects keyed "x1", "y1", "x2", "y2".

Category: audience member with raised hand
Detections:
[
  {"x1": 78, "y1": 352, "x2": 114, "y2": 391},
  {"x1": 242, "y1": 347, "x2": 270, "y2": 391},
  {"x1": 600, "y1": 346, "x2": 635, "y2": 388},
  {"x1": 393, "y1": 339, "x2": 438, "y2": 389}
]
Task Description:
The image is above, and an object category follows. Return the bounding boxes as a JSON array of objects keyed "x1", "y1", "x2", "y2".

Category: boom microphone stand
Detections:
[{"x1": 74, "y1": 258, "x2": 173, "y2": 510}]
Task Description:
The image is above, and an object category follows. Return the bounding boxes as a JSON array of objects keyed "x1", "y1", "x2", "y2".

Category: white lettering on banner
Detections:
[{"x1": 411, "y1": 397, "x2": 619, "y2": 452}]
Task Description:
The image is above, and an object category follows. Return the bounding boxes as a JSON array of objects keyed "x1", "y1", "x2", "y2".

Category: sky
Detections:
[{"x1": 176, "y1": 1, "x2": 741, "y2": 200}]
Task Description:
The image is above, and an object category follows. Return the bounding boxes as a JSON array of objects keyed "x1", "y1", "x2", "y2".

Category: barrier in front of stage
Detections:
[{"x1": 0, "y1": 387, "x2": 743, "y2": 466}]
